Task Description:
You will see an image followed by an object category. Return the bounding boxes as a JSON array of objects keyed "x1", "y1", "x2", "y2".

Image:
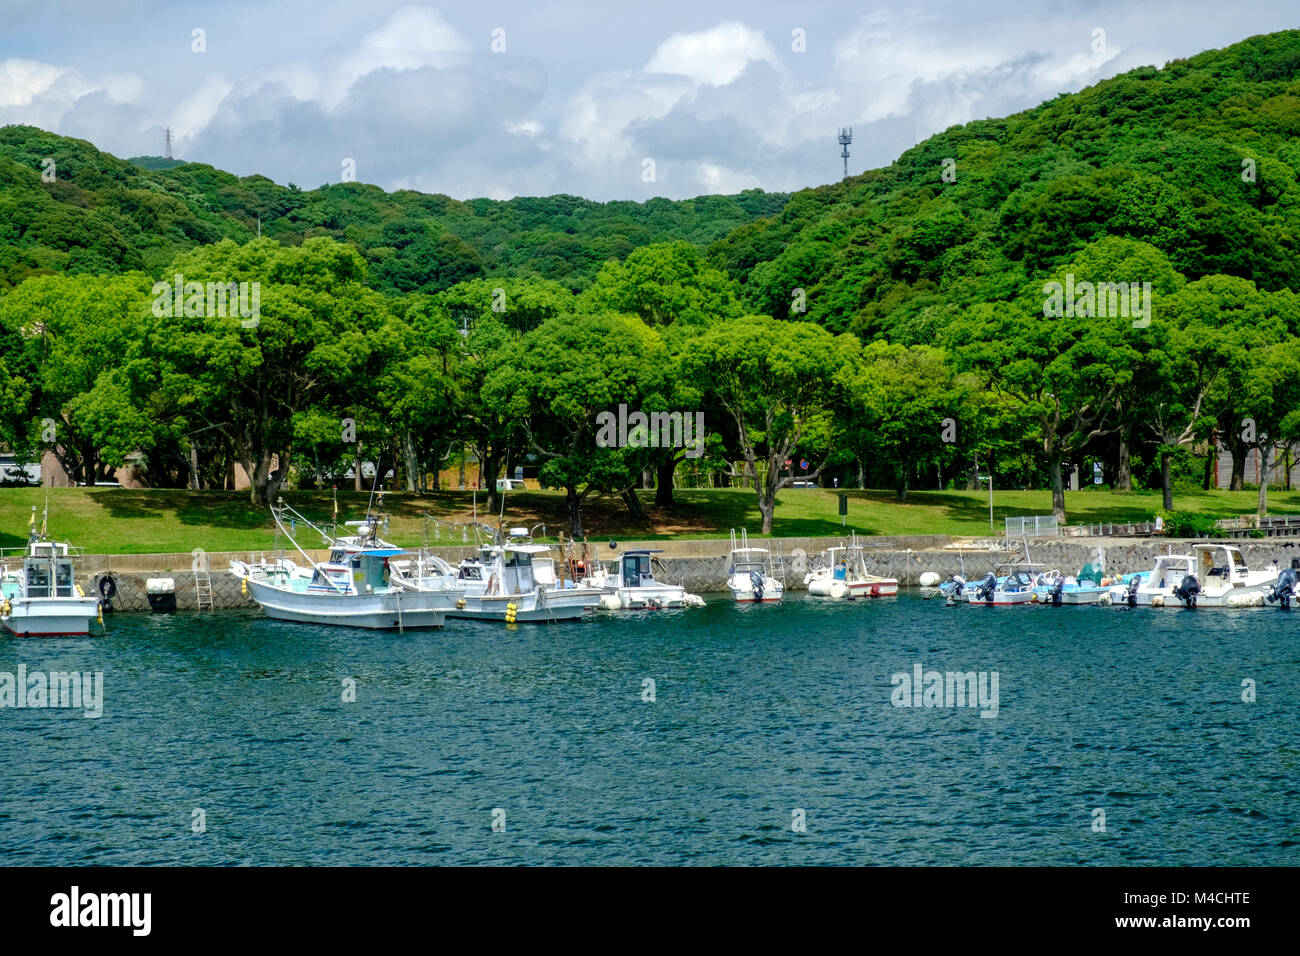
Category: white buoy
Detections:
[
  {"x1": 682, "y1": 593, "x2": 705, "y2": 607},
  {"x1": 828, "y1": 580, "x2": 848, "y2": 599},
  {"x1": 600, "y1": 595, "x2": 622, "y2": 610},
  {"x1": 918, "y1": 571, "x2": 940, "y2": 588}
]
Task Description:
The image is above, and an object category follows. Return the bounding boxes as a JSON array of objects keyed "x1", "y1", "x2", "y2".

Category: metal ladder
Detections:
[{"x1": 194, "y1": 568, "x2": 214, "y2": 611}]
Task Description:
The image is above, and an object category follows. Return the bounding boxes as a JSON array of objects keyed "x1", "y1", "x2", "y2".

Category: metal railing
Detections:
[{"x1": 1004, "y1": 515, "x2": 1060, "y2": 538}]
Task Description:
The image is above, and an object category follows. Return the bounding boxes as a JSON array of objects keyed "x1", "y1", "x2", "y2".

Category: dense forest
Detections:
[{"x1": 3, "y1": 29, "x2": 1300, "y2": 535}]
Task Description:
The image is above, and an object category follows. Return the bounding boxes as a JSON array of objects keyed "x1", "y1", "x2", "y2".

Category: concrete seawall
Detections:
[{"x1": 65, "y1": 535, "x2": 1300, "y2": 612}]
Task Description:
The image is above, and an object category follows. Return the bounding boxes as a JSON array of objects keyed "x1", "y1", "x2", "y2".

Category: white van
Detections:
[{"x1": 496, "y1": 478, "x2": 527, "y2": 491}]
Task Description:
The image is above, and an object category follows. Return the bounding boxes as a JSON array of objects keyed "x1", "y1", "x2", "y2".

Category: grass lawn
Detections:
[{"x1": 2, "y1": 485, "x2": 1299, "y2": 555}]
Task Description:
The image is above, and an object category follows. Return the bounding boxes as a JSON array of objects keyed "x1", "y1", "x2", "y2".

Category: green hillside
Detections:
[{"x1": 0, "y1": 126, "x2": 787, "y2": 292}]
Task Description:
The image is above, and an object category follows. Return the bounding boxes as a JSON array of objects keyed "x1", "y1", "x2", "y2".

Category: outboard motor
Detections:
[
  {"x1": 974, "y1": 571, "x2": 997, "y2": 603},
  {"x1": 1267, "y1": 558, "x2": 1299, "y2": 609},
  {"x1": 941, "y1": 573, "x2": 966, "y2": 605},
  {"x1": 1126, "y1": 574, "x2": 1140, "y2": 607},
  {"x1": 1049, "y1": 576, "x2": 1065, "y2": 606},
  {"x1": 1172, "y1": 574, "x2": 1201, "y2": 608},
  {"x1": 749, "y1": 570, "x2": 764, "y2": 602}
]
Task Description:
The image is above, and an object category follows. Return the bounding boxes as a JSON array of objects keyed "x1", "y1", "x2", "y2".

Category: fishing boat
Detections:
[
  {"x1": 727, "y1": 529, "x2": 784, "y2": 603},
  {"x1": 581, "y1": 549, "x2": 704, "y2": 609},
  {"x1": 229, "y1": 500, "x2": 461, "y2": 629},
  {"x1": 1, "y1": 511, "x2": 100, "y2": 637},
  {"x1": 966, "y1": 563, "x2": 1040, "y2": 606},
  {"x1": 395, "y1": 538, "x2": 599, "y2": 622},
  {"x1": 1114, "y1": 553, "x2": 1197, "y2": 607},
  {"x1": 1031, "y1": 562, "x2": 1108, "y2": 605},
  {"x1": 1170, "y1": 543, "x2": 1278, "y2": 608},
  {"x1": 804, "y1": 533, "x2": 898, "y2": 598}
]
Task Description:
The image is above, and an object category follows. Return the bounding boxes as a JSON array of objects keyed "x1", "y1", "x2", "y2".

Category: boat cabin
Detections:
[
  {"x1": 617, "y1": 550, "x2": 662, "y2": 588},
  {"x1": 309, "y1": 548, "x2": 406, "y2": 594},
  {"x1": 729, "y1": 547, "x2": 770, "y2": 576},
  {"x1": 1190, "y1": 544, "x2": 1251, "y2": 583},
  {"x1": 22, "y1": 541, "x2": 77, "y2": 599}
]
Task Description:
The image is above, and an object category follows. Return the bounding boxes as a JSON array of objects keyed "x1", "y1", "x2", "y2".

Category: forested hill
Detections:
[
  {"x1": 710, "y1": 29, "x2": 1300, "y2": 339},
  {"x1": 0, "y1": 125, "x2": 787, "y2": 292}
]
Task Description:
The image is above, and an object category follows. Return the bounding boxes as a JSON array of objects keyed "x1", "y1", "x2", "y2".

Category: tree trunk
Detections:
[
  {"x1": 621, "y1": 487, "x2": 647, "y2": 522},
  {"x1": 1202, "y1": 449, "x2": 1214, "y2": 490},
  {"x1": 249, "y1": 455, "x2": 273, "y2": 506},
  {"x1": 566, "y1": 486, "x2": 583, "y2": 537},
  {"x1": 1116, "y1": 430, "x2": 1133, "y2": 491},
  {"x1": 655, "y1": 456, "x2": 676, "y2": 506},
  {"x1": 1049, "y1": 452, "x2": 1066, "y2": 523},
  {"x1": 759, "y1": 494, "x2": 775, "y2": 534},
  {"x1": 403, "y1": 430, "x2": 419, "y2": 493},
  {"x1": 1229, "y1": 440, "x2": 1246, "y2": 490},
  {"x1": 353, "y1": 455, "x2": 362, "y2": 492},
  {"x1": 1160, "y1": 450, "x2": 1173, "y2": 511},
  {"x1": 857, "y1": 458, "x2": 864, "y2": 490}
]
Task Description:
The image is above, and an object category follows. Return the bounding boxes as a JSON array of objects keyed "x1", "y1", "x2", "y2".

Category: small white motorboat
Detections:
[
  {"x1": 582, "y1": 549, "x2": 703, "y2": 609},
  {"x1": 804, "y1": 533, "x2": 898, "y2": 598},
  {"x1": 727, "y1": 529, "x2": 784, "y2": 603}
]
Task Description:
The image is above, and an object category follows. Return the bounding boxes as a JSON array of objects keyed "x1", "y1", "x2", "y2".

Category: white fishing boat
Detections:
[
  {"x1": 1, "y1": 516, "x2": 100, "y2": 637},
  {"x1": 581, "y1": 548, "x2": 704, "y2": 609},
  {"x1": 229, "y1": 501, "x2": 461, "y2": 630},
  {"x1": 966, "y1": 563, "x2": 1039, "y2": 606},
  {"x1": 1031, "y1": 562, "x2": 1108, "y2": 605},
  {"x1": 389, "y1": 525, "x2": 600, "y2": 623},
  {"x1": 727, "y1": 529, "x2": 784, "y2": 603},
  {"x1": 804, "y1": 533, "x2": 898, "y2": 598},
  {"x1": 1168, "y1": 543, "x2": 1278, "y2": 608},
  {"x1": 1121, "y1": 553, "x2": 1197, "y2": 607}
]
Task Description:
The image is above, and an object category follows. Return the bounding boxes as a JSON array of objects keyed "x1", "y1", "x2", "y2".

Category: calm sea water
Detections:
[{"x1": 2, "y1": 595, "x2": 1296, "y2": 866}]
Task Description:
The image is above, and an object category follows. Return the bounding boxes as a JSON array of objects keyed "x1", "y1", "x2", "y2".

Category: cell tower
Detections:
[
  {"x1": 164, "y1": 126, "x2": 173, "y2": 160},
  {"x1": 837, "y1": 127, "x2": 852, "y2": 179}
]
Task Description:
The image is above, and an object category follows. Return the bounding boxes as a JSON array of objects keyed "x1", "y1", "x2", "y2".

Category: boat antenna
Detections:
[
  {"x1": 364, "y1": 461, "x2": 381, "y2": 523},
  {"x1": 41, "y1": 486, "x2": 49, "y2": 538},
  {"x1": 332, "y1": 484, "x2": 339, "y2": 539}
]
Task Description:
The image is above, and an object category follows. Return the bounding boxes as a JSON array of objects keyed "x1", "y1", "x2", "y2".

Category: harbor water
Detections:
[{"x1": 2, "y1": 595, "x2": 1296, "y2": 865}]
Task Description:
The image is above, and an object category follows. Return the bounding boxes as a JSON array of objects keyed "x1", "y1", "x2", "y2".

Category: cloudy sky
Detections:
[{"x1": 1, "y1": 1, "x2": 1294, "y2": 200}]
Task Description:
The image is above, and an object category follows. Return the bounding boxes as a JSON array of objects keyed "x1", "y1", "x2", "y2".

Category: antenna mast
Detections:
[
  {"x1": 837, "y1": 127, "x2": 852, "y2": 179},
  {"x1": 164, "y1": 126, "x2": 173, "y2": 160}
]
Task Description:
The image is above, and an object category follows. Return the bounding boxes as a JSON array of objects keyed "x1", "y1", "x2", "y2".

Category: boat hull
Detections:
[
  {"x1": 445, "y1": 591, "x2": 592, "y2": 622},
  {"x1": 1, "y1": 597, "x2": 100, "y2": 637},
  {"x1": 244, "y1": 578, "x2": 451, "y2": 629}
]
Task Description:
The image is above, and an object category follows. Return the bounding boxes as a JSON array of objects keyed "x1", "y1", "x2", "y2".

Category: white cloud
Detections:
[{"x1": 645, "y1": 21, "x2": 778, "y2": 86}]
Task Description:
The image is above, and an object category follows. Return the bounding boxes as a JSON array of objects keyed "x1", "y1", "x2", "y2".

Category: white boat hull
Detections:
[
  {"x1": 1, "y1": 597, "x2": 100, "y2": 637},
  {"x1": 244, "y1": 577, "x2": 452, "y2": 629},
  {"x1": 447, "y1": 589, "x2": 594, "y2": 622},
  {"x1": 729, "y1": 575, "x2": 783, "y2": 602},
  {"x1": 606, "y1": 584, "x2": 688, "y2": 608}
]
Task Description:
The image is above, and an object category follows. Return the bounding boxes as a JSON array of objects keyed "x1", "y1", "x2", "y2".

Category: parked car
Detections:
[
  {"x1": 791, "y1": 480, "x2": 816, "y2": 488},
  {"x1": 496, "y1": 478, "x2": 527, "y2": 491}
]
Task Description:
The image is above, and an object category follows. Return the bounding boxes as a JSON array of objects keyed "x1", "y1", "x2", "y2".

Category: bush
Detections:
[{"x1": 1152, "y1": 510, "x2": 1225, "y2": 538}]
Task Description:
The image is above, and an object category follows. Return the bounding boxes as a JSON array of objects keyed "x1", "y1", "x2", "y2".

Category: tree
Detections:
[
  {"x1": 149, "y1": 236, "x2": 386, "y2": 505},
  {"x1": 684, "y1": 316, "x2": 855, "y2": 533},
  {"x1": 485, "y1": 313, "x2": 669, "y2": 536}
]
